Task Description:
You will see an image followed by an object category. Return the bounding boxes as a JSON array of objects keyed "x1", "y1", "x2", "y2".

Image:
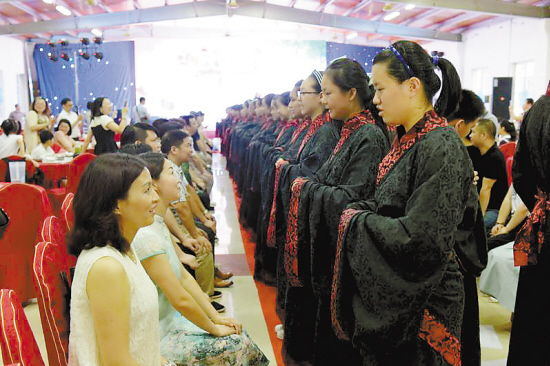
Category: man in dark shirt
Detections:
[{"x1": 468, "y1": 118, "x2": 509, "y2": 231}]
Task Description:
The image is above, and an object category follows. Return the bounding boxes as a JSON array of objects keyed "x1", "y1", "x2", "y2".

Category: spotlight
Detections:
[
  {"x1": 93, "y1": 52, "x2": 103, "y2": 60},
  {"x1": 60, "y1": 52, "x2": 70, "y2": 61},
  {"x1": 47, "y1": 52, "x2": 58, "y2": 61},
  {"x1": 79, "y1": 51, "x2": 90, "y2": 60},
  {"x1": 93, "y1": 37, "x2": 103, "y2": 45},
  {"x1": 80, "y1": 37, "x2": 90, "y2": 45},
  {"x1": 58, "y1": 39, "x2": 69, "y2": 46},
  {"x1": 46, "y1": 40, "x2": 55, "y2": 47}
]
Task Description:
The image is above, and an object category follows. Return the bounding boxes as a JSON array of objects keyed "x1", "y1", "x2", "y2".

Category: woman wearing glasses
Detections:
[{"x1": 268, "y1": 70, "x2": 341, "y2": 365}]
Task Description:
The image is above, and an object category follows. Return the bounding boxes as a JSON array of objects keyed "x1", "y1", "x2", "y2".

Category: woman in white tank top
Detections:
[{"x1": 67, "y1": 154, "x2": 174, "y2": 366}]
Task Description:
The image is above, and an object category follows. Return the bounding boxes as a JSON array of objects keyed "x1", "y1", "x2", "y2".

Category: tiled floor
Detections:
[{"x1": 4, "y1": 152, "x2": 513, "y2": 366}]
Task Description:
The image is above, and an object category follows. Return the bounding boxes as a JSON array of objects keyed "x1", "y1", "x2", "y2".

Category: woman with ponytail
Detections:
[
  {"x1": 282, "y1": 58, "x2": 390, "y2": 365},
  {"x1": 331, "y1": 41, "x2": 479, "y2": 365}
]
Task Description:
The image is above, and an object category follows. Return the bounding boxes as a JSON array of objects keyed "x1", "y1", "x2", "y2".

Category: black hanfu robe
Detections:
[
  {"x1": 254, "y1": 118, "x2": 312, "y2": 285},
  {"x1": 332, "y1": 111, "x2": 476, "y2": 366},
  {"x1": 282, "y1": 110, "x2": 389, "y2": 365},
  {"x1": 507, "y1": 96, "x2": 550, "y2": 365}
]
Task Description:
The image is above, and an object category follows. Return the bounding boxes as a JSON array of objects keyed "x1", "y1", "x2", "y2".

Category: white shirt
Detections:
[
  {"x1": 0, "y1": 134, "x2": 23, "y2": 159},
  {"x1": 132, "y1": 104, "x2": 149, "y2": 123},
  {"x1": 57, "y1": 109, "x2": 81, "y2": 139},
  {"x1": 30, "y1": 144, "x2": 55, "y2": 160},
  {"x1": 168, "y1": 160, "x2": 188, "y2": 203}
]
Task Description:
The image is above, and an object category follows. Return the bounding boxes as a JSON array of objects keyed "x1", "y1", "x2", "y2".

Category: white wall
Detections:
[
  {"x1": 0, "y1": 36, "x2": 28, "y2": 120},
  {"x1": 426, "y1": 18, "x2": 550, "y2": 112}
]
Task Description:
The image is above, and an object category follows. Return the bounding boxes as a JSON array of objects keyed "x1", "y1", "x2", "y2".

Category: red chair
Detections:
[
  {"x1": 0, "y1": 183, "x2": 53, "y2": 302},
  {"x1": 0, "y1": 289, "x2": 46, "y2": 366},
  {"x1": 48, "y1": 153, "x2": 95, "y2": 216},
  {"x1": 33, "y1": 242, "x2": 71, "y2": 366},
  {"x1": 2, "y1": 156, "x2": 37, "y2": 183},
  {"x1": 499, "y1": 141, "x2": 516, "y2": 161},
  {"x1": 66, "y1": 153, "x2": 95, "y2": 194},
  {"x1": 506, "y1": 156, "x2": 514, "y2": 186},
  {"x1": 41, "y1": 216, "x2": 77, "y2": 269},
  {"x1": 61, "y1": 193, "x2": 75, "y2": 232},
  {"x1": 51, "y1": 143, "x2": 63, "y2": 153}
]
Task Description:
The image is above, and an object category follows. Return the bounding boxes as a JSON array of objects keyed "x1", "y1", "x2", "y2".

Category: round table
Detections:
[{"x1": 39, "y1": 157, "x2": 72, "y2": 189}]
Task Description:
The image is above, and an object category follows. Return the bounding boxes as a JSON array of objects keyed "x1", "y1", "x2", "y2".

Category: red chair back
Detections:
[
  {"x1": 0, "y1": 289, "x2": 46, "y2": 366},
  {"x1": 61, "y1": 193, "x2": 75, "y2": 232},
  {"x1": 67, "y1": 153, "x2": 95, "y2": 194},
  {"x1": 41, "y1": 216, "x2": 77, "y2": 268},
  {"x1": 33, "y1": 242, "x2": 71, "y2": 366},
  {"x1": 506, "y1": 156, "x2": 514, "y2": 186},
  {"x1": 0, "y1": 183, "x2": 53, "y2": 302},
  {"x1": 499, "y1": 141, "x2": 516, "y2": 161},
  {"x1": 0, "y1": 160, "x2": 7, "y2": 182}
]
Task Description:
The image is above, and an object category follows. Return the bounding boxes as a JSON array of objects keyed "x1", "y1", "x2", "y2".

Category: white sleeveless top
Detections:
[{"x1": 68, "y1": 245, "x2": 161, "y2": 366}]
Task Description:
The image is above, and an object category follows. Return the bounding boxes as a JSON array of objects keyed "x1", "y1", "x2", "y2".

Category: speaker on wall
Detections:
[{"x1": 492, "y1": 77, "x2": 512, "y2": 120}]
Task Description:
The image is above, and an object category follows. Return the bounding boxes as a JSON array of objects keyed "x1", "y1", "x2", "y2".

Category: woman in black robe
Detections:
[
  {"x1": 283, "y1": 58, "x2": 390, "y2": 365},
  {"x1": 332, "y1": 41, "x2": 476, "y2": 365},
  {"x1": 508, "y1": 95, "x2": 550, "y2": 365}
]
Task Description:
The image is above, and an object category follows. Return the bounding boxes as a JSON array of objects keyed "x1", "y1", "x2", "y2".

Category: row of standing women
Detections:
[{"x1": 219, "y1": 40, "x2": 492, "y2": 365}]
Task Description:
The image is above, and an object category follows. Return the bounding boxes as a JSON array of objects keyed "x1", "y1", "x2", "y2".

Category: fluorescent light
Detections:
[
  {"x1": 383, "y1": 11, "x2": 400, "y2": 21},
  {"x1": 56, "y1": 5, "x2": 72, "y2": 16},
  {"x1": 405, "y1": 4, "x2": 416, "y2": 10},
  {"x1": 91, "y1": 28, "x2": 103, "y2": 37},
  {"x1": 42, "y1": 0, "x2": 54, "y2": 4},
  {"x1": 346, "y1": 32, "x2": 358, "y2": 40}
]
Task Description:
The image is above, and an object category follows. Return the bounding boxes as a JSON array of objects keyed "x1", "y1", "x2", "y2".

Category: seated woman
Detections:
[
  {"x1": 0, "y1": 119, "x2": 25, "y2": 159},
  {"x1": 67, "y1": 154, "x2": 169, "y2": 366},
  {"x1": 133, "y1": 152, "x2": 269, "y2": 366},
  {"x1": 54, "y1": 119, "x2": 76, "y2": 152}
]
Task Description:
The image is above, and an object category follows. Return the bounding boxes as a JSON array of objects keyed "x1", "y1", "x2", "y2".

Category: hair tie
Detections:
[
  {"x1": 312, "y1": 70, "x2": 323, "y2": 87},
  {"x1": 432, "y1": 55, "x2": 440, "y2": 67},
  {"x1": 388, "y1": 45, "x2": 414, "y2": 78}
]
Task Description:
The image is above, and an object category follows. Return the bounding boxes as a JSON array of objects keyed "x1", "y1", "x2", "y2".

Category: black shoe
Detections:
[
  {"x1": 211, "y1": 301, "x2": 225, "y2": 313},
  {"x1": 210, "y1": 290, "x2": 222, "y2": 300}
]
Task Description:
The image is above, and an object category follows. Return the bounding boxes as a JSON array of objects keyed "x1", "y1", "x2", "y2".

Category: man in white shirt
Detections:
[
  {"x1": 132, "y1": 97, "x2": 150, "y2": 123},
  {"x1": 31, "y1": 130, "x2": 56, "y2": 160},
  {"x1": 56, "y1": 98, "x2": 82, "y2": 140}
]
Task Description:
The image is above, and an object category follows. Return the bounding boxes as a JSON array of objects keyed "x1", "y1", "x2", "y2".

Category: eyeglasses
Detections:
[{"x1": 297, "y1": 90, "x2": 320, "y2": 99}]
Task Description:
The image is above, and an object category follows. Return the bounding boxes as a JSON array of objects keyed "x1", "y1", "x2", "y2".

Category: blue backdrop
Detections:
[
  {"x1": 33, "y1": 41, "x2": 136, "y2": 124},
  {"x1": 326, "y1": 42, "x2": 384, "y2": 74}
]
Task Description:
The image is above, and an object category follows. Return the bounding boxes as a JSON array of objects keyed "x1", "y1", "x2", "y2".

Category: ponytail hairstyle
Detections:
[
  {"x1": 278, "y1": 91, "x2": 291, "y2": 107},
  {"x1": 373, "y1": 40, "x2": 461, "y2": 118},
  {"x1": 325, "y1": 57, "x2": 388, "y2": 140},
  {"x1": 499, "y1": 119, "x2": 517, "y2": 141}
]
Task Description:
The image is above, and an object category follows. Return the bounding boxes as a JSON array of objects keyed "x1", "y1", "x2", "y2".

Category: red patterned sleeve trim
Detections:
[
  {"x1": 419, "y1": 309, "x2": 461, "y2": 366},
  {"x1": 284, "y1": 177, "x2": 308, "y2": 287},
  {"x1": 330, "y1": 208, "x2": 362, "y2": 341},
  {"x1": 514, "y1": 189, "x2": 549, "y2": 266},
  {"x1": 266, "y1": 160, "x2": 289, "y2": 248}
]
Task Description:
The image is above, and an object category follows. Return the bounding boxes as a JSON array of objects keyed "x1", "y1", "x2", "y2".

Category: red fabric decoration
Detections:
[
  {"x1": 289, "y1": 117, "x2": 311, "y2": 145},
  {"x1": 0, "y1": 289, "x2": 46, "y2": 366},
  {"x1": 266, "y1": 159, "x2": 289, "y2": 248},
  {"x1": 331, "y1": 208, "x2": 362, "y2": 341},
  {"x1": 66, "y1": 153, "x2": 96, "y2": 194},
  {"x1": 41, "y1": 215, "x2": 77, "y2": 269},
  {"x1": 297, "y1": 113, "x2": 328, "y2": 157},
  {"x1": 284, "y1": 176, "x2": 308, "y2": 287},
  {"x1": 330, "y1": 110, "x2": 374, "y2": 159},
  {"x1": 377, "y1": 110, "x2": 447, "y2": 186},
  {"x1": 61, "y1": 193, "x2": 75, "y2": 232},
  {"x1": 514, "y1": 189, "x2": 550, "y2": 266},
  {"x1": 419, "y1": 309, "x2": 462, "y2": 366}
]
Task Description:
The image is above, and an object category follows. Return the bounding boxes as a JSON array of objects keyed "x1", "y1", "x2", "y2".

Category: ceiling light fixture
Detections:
[
  {"x1": 56, "y1": 5, "x2": 72, "y2": 16},
  {"x1": 383, "y1": 11, "x2": 400, "y2": 21},
  {"x1": 405, "y1": 4, "x2": 416, "y2": 10},
  {"x1": 91, "y1": 28, "x2": 103, "y2": 37},
  {"x1": 346, "y1": 32, "x2": 358, "y2": 40},
  {"x1": 42, "y1": 0, "x2": 54, "y2": 4}
]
